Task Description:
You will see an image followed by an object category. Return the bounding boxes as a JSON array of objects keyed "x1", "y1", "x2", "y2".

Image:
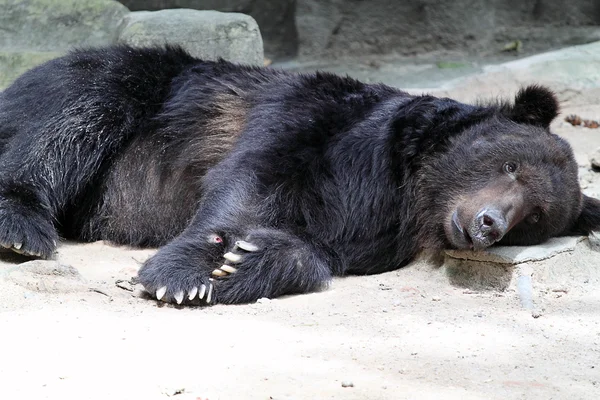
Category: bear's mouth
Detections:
[{"x1": 450, "y1": 210, "x2": 474, "y2": 249}]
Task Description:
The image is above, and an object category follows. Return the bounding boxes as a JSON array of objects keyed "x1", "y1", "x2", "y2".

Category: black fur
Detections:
[{"x1": 1, "y1": 45, "x2": 598, "y2": 305}]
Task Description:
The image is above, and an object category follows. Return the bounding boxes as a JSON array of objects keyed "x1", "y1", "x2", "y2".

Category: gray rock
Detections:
[
  {"x1": 119, "y1": 0, "x2": 297, "y2": 60},
  {"x1": 443, "y1": 236, "x2": 600, "y2": 291},
  {"x1": 588, "y1": 231, "x2": 600, "y2": 252},
  {"x1": 4, "y1": 260, "x2": 87, "y2": 294},
  {"x1": 0, "y1": 0, "x2": 129, "y2": 51},
  {"x1": 118, "y1": 9, "x2": 264, "y2": 66},
  {"x1": 445, "y1": 236, "x2": 584, "y2": 265},
  {"x1": 590, "y1": 148, "x2": 600, "y2": 170}
]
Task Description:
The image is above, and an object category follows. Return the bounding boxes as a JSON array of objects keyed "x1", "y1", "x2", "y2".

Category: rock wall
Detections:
[
  {"x1": 297, "y1": 0, "x2": 600, "y2": 59},
  {"x1": 119, "y1": 0, "x2": 600, "y2": 59}
]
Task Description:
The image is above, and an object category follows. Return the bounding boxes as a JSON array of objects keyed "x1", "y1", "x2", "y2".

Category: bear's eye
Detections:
[
  {"x1": 526, "y1": 212, "x2": 540, "y2": 224},
  {"x1": 503, "y1": 162, "x2": 518, "y2": 174}
]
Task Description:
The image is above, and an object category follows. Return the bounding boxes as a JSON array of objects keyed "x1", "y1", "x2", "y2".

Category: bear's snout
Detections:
[
  {"x1": 470, "y1": 208, "x2": 508, "y2": 250},
  {"x1": 449, "y1": 207, "x2": 509, "y2": 251}
]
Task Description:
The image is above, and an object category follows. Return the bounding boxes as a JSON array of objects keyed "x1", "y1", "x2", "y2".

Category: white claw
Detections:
[
  {"x1": 206, "y1": 282, "x2": 214, "y2": 304},
  {"x1": 235, "y1": 240, "x2": 259, "y2": 252},
  {"x1": 223, "y1": 252, "x2": 242, "y2": 263},
  {"x1": 156, "y1": 286, "x2": 167, "y2": 301},
  {"x1": 188, "y1": 286, "x2": 198, "y2": 300},
  {"x1": 220, "y1": 265, "x2": 238, "y2": 274},
  {"x1": 13, "y1": 242, "x2": 22, "y2": 250},
  {"x1": 174, "y1": 290, "x2": 184, "y2": 305},
  {"x1": 198, "y1": 284, "x2": 207, "y2": 299},
  {"x1": 212, "y1": 269, "x2": 227, "y2": 277}
]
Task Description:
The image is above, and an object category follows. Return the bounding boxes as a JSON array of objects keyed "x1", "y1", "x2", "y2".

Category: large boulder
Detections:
[
  {"x1": 118, "y1": 0, "x2": 297, "y2": 60},
  {"x1": 0, "y1": 0, "x2": 129, "y2": 51},
  {"x1": 0, "y1": 0, "x2": 129, "y2": 89},
  {"x1": 117, "y1": 9, "x2": 264, "y2": 65}
]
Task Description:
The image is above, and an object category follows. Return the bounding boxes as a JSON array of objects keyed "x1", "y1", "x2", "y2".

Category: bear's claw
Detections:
[
  {"x1": 223, "y1": 252, "x2": 242, "y2": 263},
  {"x1": 156, "y1": 286, "x2": 167, "y2": 301},
  {"x1": 153, "y1": 280, "x2": 214, "y2": 304},
  {"x1": 188, "y1": 286, "x2": 198, "y2": 300},
  {"x1": 174, "y1": 290, "x2": 184, "y2": 304},
  {"x1": 235, "y1": 240, "x2": 259, "y2": 252},
  {"x1": 220, "y1": 265, "x2": 238, "y2": 273},
  {"x1": 198, "y1": 284, "x2": 207, "y2": 300},
  {"x1": 2, "y1": 241, "x2": 41, "y2": 257},
  {"x1": 211, "y1": 240, "x2": 258, "y2": 277}
]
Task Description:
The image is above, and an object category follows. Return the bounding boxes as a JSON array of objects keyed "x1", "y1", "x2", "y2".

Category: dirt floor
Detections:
[{"x1": 2, "y1": 54, "x2": 600, "y2": 400}]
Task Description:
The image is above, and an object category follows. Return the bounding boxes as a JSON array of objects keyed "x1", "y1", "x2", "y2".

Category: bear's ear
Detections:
[
  {"x1": 567, "y1": 195, "x2": 600, "y2": 235},
  {"x1": 504, "y1": 85, "x2": 559, "y2": 129}
]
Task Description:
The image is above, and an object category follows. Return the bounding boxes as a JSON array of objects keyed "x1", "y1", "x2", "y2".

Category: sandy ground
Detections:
[{"x1": 2, "y1": 56, "x2": 600, "y2": 400}]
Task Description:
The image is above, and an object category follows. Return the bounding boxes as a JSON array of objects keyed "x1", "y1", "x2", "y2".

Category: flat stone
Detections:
[
  {"x1": 118, "y1": 9, "x2": 264, "y2": 66},
  {"x1": 119, "y1": 0, "x2": 297, "y2": 60},
  {"x1": 445, "y1": 236, "x2": 584, "y2": 265},
  {"x1": 588, "y1": 231, "x2": 600, "y2": 252},
  {"x1": 590, "y1": 148, "x2": 600, "y2": 170},
  {"x1": 3, "y1": 260, "x2": 87, "y2": 293}
]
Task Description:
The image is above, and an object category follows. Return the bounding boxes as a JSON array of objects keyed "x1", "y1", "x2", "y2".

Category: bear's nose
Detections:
[{"x1": 472, "y1": 208, "x2": 508, "y2": 249}]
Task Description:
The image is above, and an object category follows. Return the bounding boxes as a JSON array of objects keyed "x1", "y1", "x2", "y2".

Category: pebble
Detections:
[
  {"x1": 588, "y1": 231, "x2": 600, "y2": 252},
  {"x1": 341, "y1": 381, "x2": 354, "y2": 388},
  {"x1": 590, "y1": 147, "x2": 600, "y2": 170},
  {"x1": 432, "y1": 296, "x2": 441, "y2": 301}
]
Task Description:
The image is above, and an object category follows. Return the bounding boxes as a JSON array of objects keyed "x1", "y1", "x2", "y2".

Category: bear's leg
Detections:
[
  {"x1": 137, "y1": 226, "x2": 335, "y2": 306},
  {"x1": 0, "y1": 113, "x2": 134, "y2": 258}
]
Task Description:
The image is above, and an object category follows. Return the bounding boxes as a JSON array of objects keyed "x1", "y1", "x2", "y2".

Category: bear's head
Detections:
[{"x1": 414, "y1": 85, "x2": 600, "y2": 251}]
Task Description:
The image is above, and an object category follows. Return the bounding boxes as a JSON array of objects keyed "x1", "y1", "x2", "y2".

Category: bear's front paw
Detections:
[
  {"x1": 136, "y1": 252, "x2": 215, "y2": 305},
  {"x1": 206, "y1": 228, "x2": 333, "y2": 305}
]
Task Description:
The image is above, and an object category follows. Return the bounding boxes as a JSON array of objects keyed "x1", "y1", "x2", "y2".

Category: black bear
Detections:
[{"x1": 1, "y1": 46, "x2": 599, "y2": 305}]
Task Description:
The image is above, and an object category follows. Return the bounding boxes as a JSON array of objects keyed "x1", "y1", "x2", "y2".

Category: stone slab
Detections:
[
  {"x1": 118, "y1": 9, "x2": 264, "y2": 65},
  {"x1": 445, "y1": 236, "x2": 584, "y2": 265}
]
